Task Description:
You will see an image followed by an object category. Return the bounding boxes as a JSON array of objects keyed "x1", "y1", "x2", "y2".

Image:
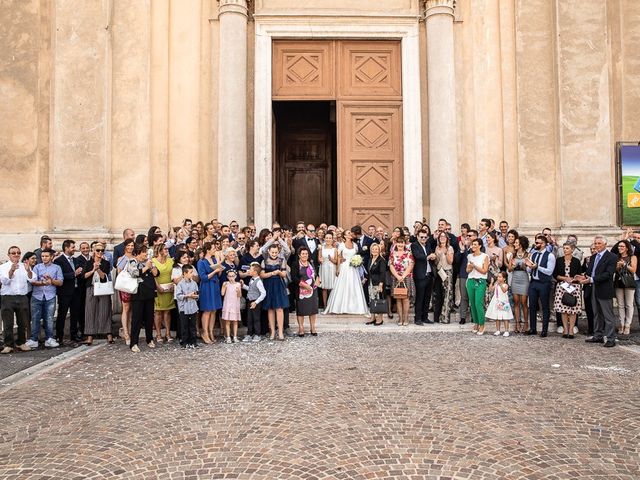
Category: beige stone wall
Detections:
[
  {"x1": 1, "y1": 0, "x2": 640, "y2": 255},
  {"x1": 0, "y1": 0, "x2": 50, "y2": 230}
]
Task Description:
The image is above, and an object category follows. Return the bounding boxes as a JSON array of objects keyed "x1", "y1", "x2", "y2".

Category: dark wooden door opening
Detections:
[{"x1": 274, "y1": 101, "x2": 337, "y2": 228}]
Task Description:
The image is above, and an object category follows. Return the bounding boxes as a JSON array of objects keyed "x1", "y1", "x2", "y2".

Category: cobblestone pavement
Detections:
[
  {"x1": 0, "y1": 332, "x2": 638, "y2": 479},
  {"x1": 0, "y1": 344, "x2": 76, "y2": 381}
]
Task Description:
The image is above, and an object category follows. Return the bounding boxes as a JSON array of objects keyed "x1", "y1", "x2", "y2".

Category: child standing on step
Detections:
[{"x1": 485, "y1": 271, "x2": 513, "y2": 337}]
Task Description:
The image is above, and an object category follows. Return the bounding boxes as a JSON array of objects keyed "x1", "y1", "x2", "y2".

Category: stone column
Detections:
[
  {"x1": 425, "y1": 0, "x2": 459, "y2": 228},
  {"x1": 217, "y1": 0, "x2": 248, "y2": 224}
]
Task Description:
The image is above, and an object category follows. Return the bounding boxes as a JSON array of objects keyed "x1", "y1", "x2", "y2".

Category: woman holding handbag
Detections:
[
  {"x1": 365, "y1": 242, "x2": 386, "y2": 326},
  {"x1": 614, "y1": 240, "x2": 637, "y2": 335},
  {"x1": 553, "y1": 242, "x2": 583, "y2": 339},
  {"x1": 115, "y1": 238, "x2": 135, "y2": 345},
  {"x1": 389, "y1": 236, "x2": 415, "y2": 326},
  {"x1": 82, "y1": 241, "x2": 113, "y2": 346}
]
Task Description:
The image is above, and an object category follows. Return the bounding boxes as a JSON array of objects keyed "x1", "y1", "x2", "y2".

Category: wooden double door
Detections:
[{"x1": 273, "y1": 40, "x2": 403, "y2": 231}]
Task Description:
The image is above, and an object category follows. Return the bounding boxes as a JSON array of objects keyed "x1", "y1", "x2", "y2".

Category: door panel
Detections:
[
  {"x1": 273, "y1": 41, "x2": 335, "y2": 99},
  {"x1": 276, "y1": 131, "x2": 332, "y2": 227},
  {"x1": 338, "y1": 41, "x2": 402, "y2": 99},
  {"x1": 338, "y1": 103, "x2": 403, "y2": 231}
]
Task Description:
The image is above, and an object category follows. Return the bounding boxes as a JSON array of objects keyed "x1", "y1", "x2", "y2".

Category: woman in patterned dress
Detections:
[
  {"x1": 389, "y1": 236, "x2": 415, "y2": 326},
  {"x1": 552, "y1": 242, "x2": 582, "y2": 339}
]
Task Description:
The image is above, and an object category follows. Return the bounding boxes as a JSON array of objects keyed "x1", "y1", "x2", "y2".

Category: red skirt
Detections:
[{"x1": 119, "y1": 291, "x2": 132, "y2": 303}]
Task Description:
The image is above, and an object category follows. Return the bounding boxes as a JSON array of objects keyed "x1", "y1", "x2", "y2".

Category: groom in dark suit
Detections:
[
  {"x1": 578, "y1": 235, "x2": 617, "y2": 347},
  {"x1": 351, "y1": 225, "x2": 376, "y2": 304}
]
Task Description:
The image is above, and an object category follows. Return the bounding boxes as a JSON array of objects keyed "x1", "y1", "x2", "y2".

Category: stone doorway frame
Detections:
[{"x1": 254, "y1": 17, "x2": 423, "y2": 228}]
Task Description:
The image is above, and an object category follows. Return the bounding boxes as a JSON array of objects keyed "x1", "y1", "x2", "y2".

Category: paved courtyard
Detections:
[{"x1": 0, "y1": 332, "x2": 638, "y2": 479}]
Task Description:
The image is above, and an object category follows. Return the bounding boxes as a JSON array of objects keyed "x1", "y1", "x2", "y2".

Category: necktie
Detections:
[
  {"x1": 533, "y1": 251, "x2": 540, "y2": 280},
  {"x1": 593, "y1": 252, "x2": 601, "y2": 274}
]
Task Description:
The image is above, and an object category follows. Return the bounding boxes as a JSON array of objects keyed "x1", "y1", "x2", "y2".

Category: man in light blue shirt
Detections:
[
  {"x1": 525, "y1": 235, "x2": 556, "y2": 337},
  {"x1": 25, "y1": 249, "x2": 63, "y2": 349}
]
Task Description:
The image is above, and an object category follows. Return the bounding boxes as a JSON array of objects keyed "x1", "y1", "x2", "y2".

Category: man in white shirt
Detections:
[{"x1": 0, "y1": 246, "x2": 33, "y2": 353}]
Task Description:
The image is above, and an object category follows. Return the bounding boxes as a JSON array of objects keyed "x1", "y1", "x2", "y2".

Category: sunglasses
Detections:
[
  {"x1": 9, "y1": 251, "x2": 21, "y2": 255},
  {"x1": 95, "y1": 249, "x2": 105, "y2": 253}
]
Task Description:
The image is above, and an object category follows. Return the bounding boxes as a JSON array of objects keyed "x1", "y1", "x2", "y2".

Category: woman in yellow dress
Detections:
[{"x1": 152, "y1": 243, "x2": 175, "y2": 342}]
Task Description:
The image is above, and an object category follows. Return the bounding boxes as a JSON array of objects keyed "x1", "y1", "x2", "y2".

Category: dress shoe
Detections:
[
  {"x1": 365, "y1": 320, "x2": 375, "y2": 325},
  {"x1": 1, "y1": 346, "x2": 13, "y2": 354},
  {"x1": 603, "y1": 340, "x2": 616, "y2": 348},
  {"x1": 523, "y1": 330, "x2": 536, "y2": 336},
  {"x1": 459, "y1": 318, "x2": 466, "y2": 325},
  {"x1": 424, "y1": 320, "x2": 434, "y2": 324},
  {"x1": 414, "y1": 320, "x2": 424, "y2": 326},
  {"x1": 585, "y1": 337, "x2": 604, "y2": 343},
  {"x1": 540, "y1": 332, "x2": 548, "y2": 338}
]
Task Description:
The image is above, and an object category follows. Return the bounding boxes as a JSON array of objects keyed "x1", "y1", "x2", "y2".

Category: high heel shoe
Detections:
[
  {"x1": 374, "y1": 320, "x2": 384, "y2": 326},
  {"x1": 365, "y1": 320, "x2": 375, "y2": 325}
]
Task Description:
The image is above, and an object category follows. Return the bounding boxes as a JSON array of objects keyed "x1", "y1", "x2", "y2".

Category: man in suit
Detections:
[
  {"x1": 351, "y1": 225, "x2": 376, "y2": 306},
  {"x1": 411, "y1": 229, "x2": 435, "y2": 325},
  {"x1": 578, "y1": 235, "x2": 618, "y2": 347},
  {"x1": 292, "y1": 224, "x2": 320, "y2": 268},
  {"x1": 71, "y1": 241, "x2": 91, "y2": 340},
  {"x1": 34, "y1": 235, "x2": 53, "y2": 264},
  {"x1": 351, "y1": 225, "x2": 374, "y2": 264},
  {"x1": 53, "y1": 239, "x2": 84, "y2": 345},
  {"x1": 113, "y1": 228, "x2": 135, "y2": 266}
]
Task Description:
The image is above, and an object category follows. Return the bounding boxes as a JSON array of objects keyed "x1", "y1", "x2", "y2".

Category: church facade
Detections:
[{"x1": 1, "y1": 0, "x2": 639, "y2": 248}]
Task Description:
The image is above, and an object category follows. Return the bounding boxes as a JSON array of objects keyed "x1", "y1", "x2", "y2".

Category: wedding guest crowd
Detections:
[{"x1": 0, "y1": 217, "x2": 635, "y2": 354}]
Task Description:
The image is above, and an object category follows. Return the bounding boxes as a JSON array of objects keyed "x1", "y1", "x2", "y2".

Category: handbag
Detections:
[
  {"x1": 392, "y1": 280, "x2": 408, "y2": 299},
  {"x1": 618, "y1": 262, "x2": 636, "y2": 288},
  {"x1": 561, "y1": 291, "x2": 577, "y2": 307},
  {"x1": 437, "y1": 267, "x2": 448, "y2": 282},
  {"x1": 115, "y1": 270, "x2": 138, "y2": 294},
  {"x1": 369, "y1": 294, "x2": 387, "y2": 313},
  {"x1": 158, "y1": 282, "x2": 174, "y2": 293},
  {"x1": 93, "y1": 272, "x2": 114, "y2": 296}
]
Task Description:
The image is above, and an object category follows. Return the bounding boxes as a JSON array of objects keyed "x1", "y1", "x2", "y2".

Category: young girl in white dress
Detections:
[
  {"x1": 318, "y1": 232, "x2": 338, "y2": 308},
  {"x1": 485, "y1": 271, "x2": 514, "y2": 337}
]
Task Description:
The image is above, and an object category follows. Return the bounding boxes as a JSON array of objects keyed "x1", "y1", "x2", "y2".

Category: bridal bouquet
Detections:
[{"x1": 349, "y1": 254, "x2": 363, "y2": 267}]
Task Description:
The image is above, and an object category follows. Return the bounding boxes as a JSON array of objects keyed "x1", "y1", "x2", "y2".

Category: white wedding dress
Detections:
[{"x1": 324, "y1": 243, "x2": 368, "y2": 315}]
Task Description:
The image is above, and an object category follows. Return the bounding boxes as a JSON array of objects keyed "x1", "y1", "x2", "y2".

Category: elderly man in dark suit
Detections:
[{"x1": 578, "y1": 235, "x2": 618, "y2": 347}]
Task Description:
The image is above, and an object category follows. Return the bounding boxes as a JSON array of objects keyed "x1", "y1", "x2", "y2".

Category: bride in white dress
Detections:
[{"x1": 324, "y1": 230, "x2": 368, "y2": 315}]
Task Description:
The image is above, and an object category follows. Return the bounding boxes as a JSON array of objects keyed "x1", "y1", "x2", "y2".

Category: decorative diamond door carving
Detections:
[
  {"x1": 339, "y1": 41, "x2": 402, "y2": 99},
  {"x1": 273, "y1": 41, "x2": 335, "y2": 99}
]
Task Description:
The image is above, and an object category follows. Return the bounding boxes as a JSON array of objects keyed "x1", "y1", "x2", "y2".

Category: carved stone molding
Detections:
[
  {"x1": 219, "y1": 0, "x2": 248, "y2": 16},
  {"x1": 425, "y1": 0, "x2": 455, "y2": 18}
]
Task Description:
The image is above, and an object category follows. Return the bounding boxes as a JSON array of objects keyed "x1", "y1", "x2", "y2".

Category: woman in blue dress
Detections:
[
  {"x1": 197, "y1": 241, "x2": 223, "y2": 343},
  {"x1": 260, "y1": 243, "x2": 289, "y2": 340}
]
